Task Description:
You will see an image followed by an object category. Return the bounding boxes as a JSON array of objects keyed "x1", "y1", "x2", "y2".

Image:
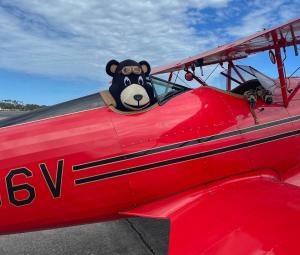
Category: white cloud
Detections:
[
  {"x1": 0, "y1": 0, "x2": 230, "y2": 87},
  {"x1": 226, "y1": 0, "x2": 300, "y2": 37}
]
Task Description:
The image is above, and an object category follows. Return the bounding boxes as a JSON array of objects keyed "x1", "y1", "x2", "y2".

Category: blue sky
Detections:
[{"x1": 0, "y1": 0, "x2": 299, "y2": 105}]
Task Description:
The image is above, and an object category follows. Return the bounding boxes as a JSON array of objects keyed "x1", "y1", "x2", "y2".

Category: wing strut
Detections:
[
  {"x1": 290, "y1": 24, "x2": 299, "y2": 56},
  {"x1": 272, "y1": 31, "x2": 289, "y2": 107}
]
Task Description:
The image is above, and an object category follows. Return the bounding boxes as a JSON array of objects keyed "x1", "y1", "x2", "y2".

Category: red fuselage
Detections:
[{"x1": 0, "y1": 81, "x2": 299, "y2": 234}]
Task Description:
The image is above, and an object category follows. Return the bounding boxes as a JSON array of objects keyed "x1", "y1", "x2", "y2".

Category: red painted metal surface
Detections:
[
  {"x1": 0, "y1": 82, "x2": 299, "y2": 237},
  {"x1": 230, "y1": 61, "x2": 246, "y2": 83},
  {"x1": 272, "y1": 31, "x2": 289, "y2": 107},
  {"x1": 0, "y1": 17, "x2": 300, "y2": 255},
  {"x1": 226, "y1": 63, "x2": 232, "y2": 91},
  {"x1": 152, "y1": 17, "x2": 300, "y2": 107},
  {"x1": 123, "y1": 171, "x2": 300, "y2": 255},
  {"x1": 0, "y1": 108, "x2": 132, "y2": 233}
]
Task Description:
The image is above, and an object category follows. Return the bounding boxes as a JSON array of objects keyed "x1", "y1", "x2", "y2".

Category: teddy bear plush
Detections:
[{"x1": 106, "y1": 59, "x2": 156, "y2": 111}]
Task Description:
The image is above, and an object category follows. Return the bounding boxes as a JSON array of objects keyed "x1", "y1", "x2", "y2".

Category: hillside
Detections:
[{"x1": 0, "y1": 100, "x2": 46, "y2": 111}]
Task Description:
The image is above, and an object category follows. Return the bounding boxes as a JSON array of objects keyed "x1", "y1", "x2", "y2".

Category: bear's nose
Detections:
[{"x1": 134, "y1": 94, "x2": 143, "y2": 101}]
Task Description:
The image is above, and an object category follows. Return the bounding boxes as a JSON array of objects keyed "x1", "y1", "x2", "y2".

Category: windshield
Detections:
[
  {"x1": 235, "y1": 65, "x2": 276, "y2": 91},
  {"x1": 150, "y1": 76, "x2": 190, "y2": 104}
]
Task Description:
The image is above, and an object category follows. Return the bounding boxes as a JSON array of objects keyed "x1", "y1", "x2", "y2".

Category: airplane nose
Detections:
[{"x1": 134, "y1": 94, "x2": 143, "y2": 101}]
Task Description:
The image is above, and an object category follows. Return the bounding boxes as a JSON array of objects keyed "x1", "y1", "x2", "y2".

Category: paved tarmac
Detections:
[
  {"x1": 0, "y1": 218, "x2": 169, "y2": 255},
  {"x1": 0, "y1": 112, "x2": 169, "y2": 255}
]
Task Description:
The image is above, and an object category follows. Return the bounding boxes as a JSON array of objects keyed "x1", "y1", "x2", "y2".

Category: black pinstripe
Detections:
[
  {"x1": 75, "y1": 128, "x2": 300, "y2": 185},
  {"x1": 73, "y1": 114, "x2": 300, "y2": 171}
]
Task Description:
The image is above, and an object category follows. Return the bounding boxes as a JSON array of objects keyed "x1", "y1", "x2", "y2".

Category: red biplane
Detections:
[{"x1": 1, "y1": 18, "x2": 300, "y2": 255}]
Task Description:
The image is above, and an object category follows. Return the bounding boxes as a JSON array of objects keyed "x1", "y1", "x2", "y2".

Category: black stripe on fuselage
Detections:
[
  {"x1": 74, "y1": 129, "x2": 300, "y2": 185},
  {"x1": 73, "y1": 114, "x2": 300, "y2": 171}
]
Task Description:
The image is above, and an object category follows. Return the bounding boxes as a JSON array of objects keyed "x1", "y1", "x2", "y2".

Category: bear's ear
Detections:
[
  {"x1": 106, "y1": 60, "x2": 119, "y2": 77},
  {"x1": 139, "y1": 61, "x2": 151, "y2": 75}
]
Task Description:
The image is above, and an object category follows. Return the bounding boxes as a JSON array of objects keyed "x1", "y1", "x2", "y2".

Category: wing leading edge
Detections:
[
  {"x1": 152, "y1": 17, "x2": 300, "y2": 75},
  {"x1": 122, "y1": 171, "x2": 300, "y2": 255}
]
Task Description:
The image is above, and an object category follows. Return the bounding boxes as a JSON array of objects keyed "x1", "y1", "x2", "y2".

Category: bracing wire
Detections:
[
  {"x1": 174, "y1": 71, "x2": 179, "y2": 83},
  {"x1": 204, "y1": 64, "x2": 219, "y2": 82},
  {"x1": 288, "y1": 66, "x2": 300, "y2": 79}
]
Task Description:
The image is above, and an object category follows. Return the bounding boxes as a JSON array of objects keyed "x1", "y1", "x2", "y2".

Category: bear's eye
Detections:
[
  {"x1": 138, "y1": 76, "x2": 144, "y2": 86},
  {"x1": 124, "y1": 77, "x2": 131, "y2": 86}
]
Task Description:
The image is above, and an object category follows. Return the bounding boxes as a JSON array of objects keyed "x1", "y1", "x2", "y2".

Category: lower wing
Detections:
[{"x1": 122, "y1": 171, "x2": 300, "y2": 255}]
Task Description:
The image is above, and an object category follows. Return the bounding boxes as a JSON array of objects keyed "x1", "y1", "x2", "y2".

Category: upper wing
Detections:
[
  {"x1": 152, "y1": 17, "x2": 300, "y2": 75},
  {"x1": 122, "y1": 172, "x2": 300, "y2": 255}
]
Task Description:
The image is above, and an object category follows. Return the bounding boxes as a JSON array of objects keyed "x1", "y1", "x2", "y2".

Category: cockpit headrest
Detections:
[{"x1": 99, "y1": 90, "x2": 117, "y2": 108}]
